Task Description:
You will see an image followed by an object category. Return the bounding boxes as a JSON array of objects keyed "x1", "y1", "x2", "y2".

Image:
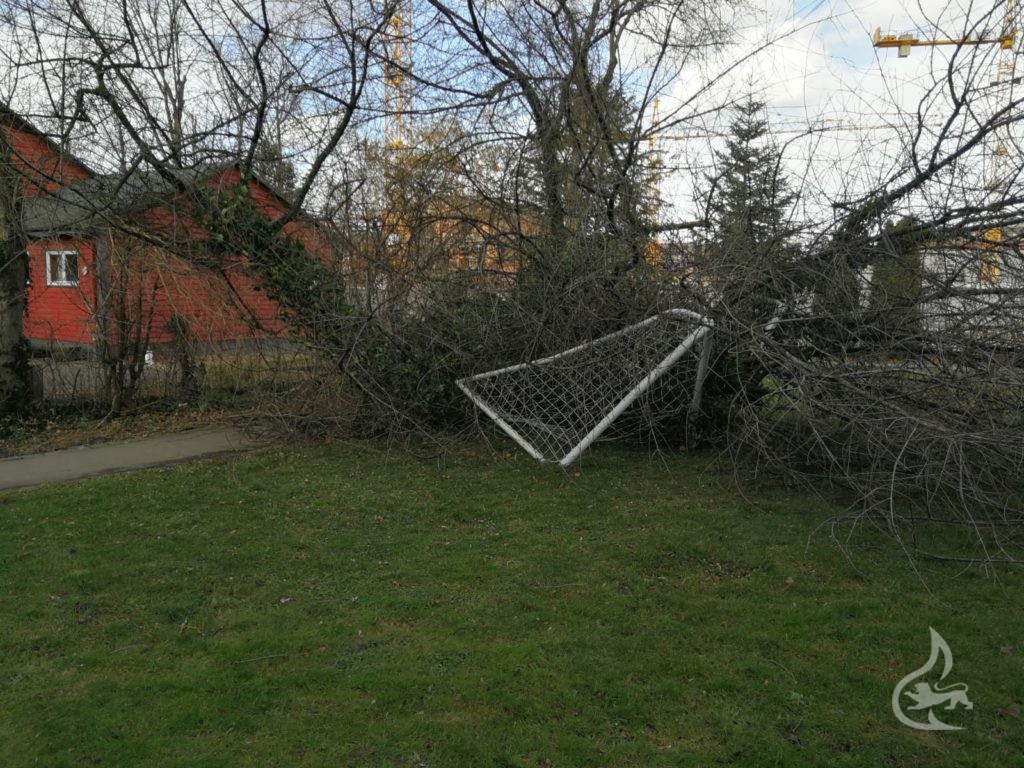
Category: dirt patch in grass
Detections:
[{"x1": 0, "y1": 405, "x2": 238, "y2": 458}]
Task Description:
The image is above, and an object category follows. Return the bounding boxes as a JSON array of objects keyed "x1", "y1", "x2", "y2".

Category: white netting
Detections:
[{"x1": 457, "y1": 309, "x2": 712, "y2": 465}]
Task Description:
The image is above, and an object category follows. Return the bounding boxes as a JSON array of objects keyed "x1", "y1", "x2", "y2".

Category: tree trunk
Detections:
[{"x1": 0, "y1": 132, "x2": 30, "y2": 417}]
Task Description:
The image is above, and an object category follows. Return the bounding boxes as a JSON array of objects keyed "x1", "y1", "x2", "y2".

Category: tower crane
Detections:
[
  {"x1": 380, "y1": 0, "x2": 414, "y2": 272},
  {"x1": 383, "y1": 0, "x2": 412, "y2": 151},
  {"x1": 872, "y1": 25, "x2": 1014, "y2": 58},
  {"x1": 644, "y1": 98, "x2": 663, "y2": 266},
  {"x1": 874, "y1": 2, "x2": 1018, "y2": 284}
]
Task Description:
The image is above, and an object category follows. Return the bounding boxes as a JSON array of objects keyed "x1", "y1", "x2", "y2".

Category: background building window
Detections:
[{"x1": 45, "y1": 250, "x2": 79, "y2": 287}]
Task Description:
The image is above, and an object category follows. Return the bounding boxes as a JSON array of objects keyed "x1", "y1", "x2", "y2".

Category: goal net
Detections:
[{"x1": 457, "y1": 308, "x2": 712, "y2": 466}]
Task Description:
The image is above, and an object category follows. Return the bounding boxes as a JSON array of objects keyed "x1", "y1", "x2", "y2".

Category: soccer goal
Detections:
[{"x1": 456, "y1": 308, "x2": 713, "y2": 466}]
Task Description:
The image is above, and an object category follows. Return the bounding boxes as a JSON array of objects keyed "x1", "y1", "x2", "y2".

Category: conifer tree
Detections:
[
  {"x1": 707, "y1": 99, "x2": 797, "y2": 268},
  {"x1": 685, "y1": 100, "x2": 800, "y2": 446}
]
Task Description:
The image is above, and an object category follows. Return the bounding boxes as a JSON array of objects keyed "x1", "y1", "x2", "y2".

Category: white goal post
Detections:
[{"x1": 457, "y1": 308, "x2": 713, "y2": 466}]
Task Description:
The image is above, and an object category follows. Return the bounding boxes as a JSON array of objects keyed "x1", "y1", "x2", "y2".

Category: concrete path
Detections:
[{"x1": 0, "y1": 427, "x2": 264, "y2": 491}]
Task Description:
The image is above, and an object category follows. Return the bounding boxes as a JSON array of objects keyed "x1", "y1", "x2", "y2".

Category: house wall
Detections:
[
  {"x1": 5, "y1": 113, "x2": 96, "y2": 347},
  {"x1": 121, "y1": 168, "x2": 327, "y2": 347},
  {"x1": 1, "y1": 116, "x2": 92, "y2": 196},
  {"x1": 16, "y1": 151, "x2": 330, "y2": 350},
  {"x1": 23, "y1": 237, "x2": 97, "y2": 346},
  {"x1": 131, "y1": 247, "x2": 286, "y2": 346},
  {"x1": 920, "y1": 246, "x2": 1024, "y2": 336}
]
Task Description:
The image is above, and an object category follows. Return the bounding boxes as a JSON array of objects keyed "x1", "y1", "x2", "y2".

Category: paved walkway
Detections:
[{"x1": 0, "y1": 427, "x2": 264, "y2": 491}]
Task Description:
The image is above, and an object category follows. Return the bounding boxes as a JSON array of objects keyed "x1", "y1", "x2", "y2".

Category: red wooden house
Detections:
[{"x1": 2, "y1": 104, "x2": 321, "y2": 354}]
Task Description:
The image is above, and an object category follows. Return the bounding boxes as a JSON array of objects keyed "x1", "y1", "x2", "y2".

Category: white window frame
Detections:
[{"x1": 45, "y1": 249, "x2": 79, "y2": 287}]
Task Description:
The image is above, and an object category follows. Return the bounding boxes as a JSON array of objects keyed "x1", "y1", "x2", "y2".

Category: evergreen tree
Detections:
[
  {"x1": 683, "y1": 100, "x2": 800, "y2": 446},
  {"x1": 706, "y1": 99, "x2": 797, "y2": 269},
  {"x1": 869, "y1": 216, "x2": 924, "y2": 336}
]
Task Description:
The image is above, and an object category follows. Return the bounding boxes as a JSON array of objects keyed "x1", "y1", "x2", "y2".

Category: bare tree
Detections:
[
  {"x1": 1, "y1": 0, "x2": 1023, "y2": 564},
  {"x1": 0, "y1": 0, "x2": 396, "y2": 413},
  {"x1": 418, "y1": 1, "x2": 721, "y2": 258}
]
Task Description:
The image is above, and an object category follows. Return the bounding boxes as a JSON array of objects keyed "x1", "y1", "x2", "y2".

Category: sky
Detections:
[
  {"x1": 655, "y1": 0, "x2": 1021, "y2": 224},
  {"x1": 0, "y1": 0, "x2": 1015, "y2": 227}
]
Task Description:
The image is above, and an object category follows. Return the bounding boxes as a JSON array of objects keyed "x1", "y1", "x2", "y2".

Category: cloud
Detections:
[{"x1": 651, "y1": 0, "x2": 1017, "y2": 223}]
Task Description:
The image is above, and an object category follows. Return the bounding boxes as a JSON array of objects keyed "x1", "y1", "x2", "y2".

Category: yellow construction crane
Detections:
[
  {"x1": 872, "y1": 26, "x2": 1014, "y2": 58},
  {"x1": 380, "y1": 0, "x2": 414, "y2": 270},
  {"x1": 383, "y1": 0, "x2": 413, "y2": 150},
  {"x1": 644, "y1": 98, "x2": 665, "y2": 269},
  {"x1": 874, "y1": 2, "x2": 1018, "y2": 284}
]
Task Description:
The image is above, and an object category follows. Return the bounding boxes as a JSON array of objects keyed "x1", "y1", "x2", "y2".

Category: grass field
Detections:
[{"x1": 1, "y1": 443, "x2": 1022, "y2": 767}]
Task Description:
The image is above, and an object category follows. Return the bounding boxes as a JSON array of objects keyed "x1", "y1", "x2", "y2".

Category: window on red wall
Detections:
[{"x1": 45, "y1": 250, "x2": 79, "y2": 287}]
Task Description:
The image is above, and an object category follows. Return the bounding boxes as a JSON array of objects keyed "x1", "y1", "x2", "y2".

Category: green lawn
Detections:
[{"x1": 1, "y1": 443, "x2": 1021, "y2": 767}]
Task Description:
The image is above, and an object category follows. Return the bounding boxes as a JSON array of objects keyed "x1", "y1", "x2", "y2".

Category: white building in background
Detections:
[{"x1": 919, "y1": 235, "x2": 1024, "y2": 338}]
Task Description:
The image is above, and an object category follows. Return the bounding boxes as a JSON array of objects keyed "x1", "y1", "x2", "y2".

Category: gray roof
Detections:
[{"x1": 20, "y1": 164, "x2": 242, "y2": 237}]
